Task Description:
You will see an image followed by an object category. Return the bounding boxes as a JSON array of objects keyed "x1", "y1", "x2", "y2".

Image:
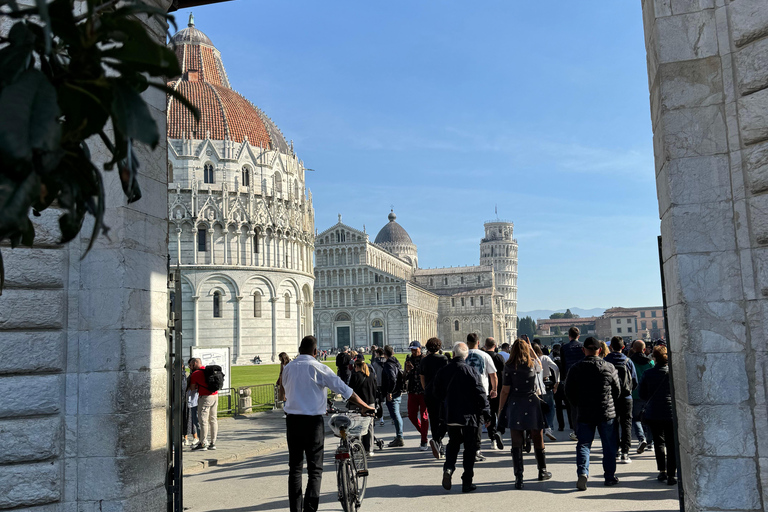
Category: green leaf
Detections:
[
  {"x1": 110, "y1": 80, "x2": 158, "y2": 147},
  {"x1": 0, "y1": 22, "x2": 36, "y2": 88},
  {"x1": 0, "y1": 69, "x2": 60, "y2": 162},
  {"x1": 102, "y1": 18, "x2": 181, "y2": 77},
  {"x1": 0, "y1": 172, "x2": 40, "y2": 241}
]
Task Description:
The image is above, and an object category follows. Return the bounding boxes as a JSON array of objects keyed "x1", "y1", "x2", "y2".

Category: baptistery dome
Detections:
[{"x1": 166, "y1": 14, "x2": 289, "y2": 153}]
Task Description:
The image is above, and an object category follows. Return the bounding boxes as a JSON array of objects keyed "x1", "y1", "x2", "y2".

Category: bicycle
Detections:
[{"x1": 329, "y1": 410, "x2": 372, "y2": 511}]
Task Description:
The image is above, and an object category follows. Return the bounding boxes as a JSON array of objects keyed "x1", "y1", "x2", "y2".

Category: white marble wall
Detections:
[
  {"x1": 643, "y1": 0, "x2": 768, "y2": 509},
  {"x1": 0, "y1": 2, "x2": 172, "y2": 510}
]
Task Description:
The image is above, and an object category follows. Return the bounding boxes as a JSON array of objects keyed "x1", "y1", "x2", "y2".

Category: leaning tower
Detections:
[{"x1": 479, "y1": 220, "x2": 518, "y2": 342}]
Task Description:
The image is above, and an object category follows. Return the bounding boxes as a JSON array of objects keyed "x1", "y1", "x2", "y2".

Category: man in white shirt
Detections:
[
  {"x1": 464, "y1": 333, "x2": 497, "y2": 461},
  {"x1": 281, "y1": 336, "x2": 373, "y2": 512}
]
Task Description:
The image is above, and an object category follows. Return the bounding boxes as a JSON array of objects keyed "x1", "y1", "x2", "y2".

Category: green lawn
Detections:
[{"x1": 230, "y1": 353, "x2": 409, "y2": 389}]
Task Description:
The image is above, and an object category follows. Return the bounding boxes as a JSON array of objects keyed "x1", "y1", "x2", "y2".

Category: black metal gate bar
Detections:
[
  {"x1": 657, "y1": 236, "x2": 684, "y2": 512},
  {"x1": 166, "y1": 266, "x2": 184, "y2": 511}
]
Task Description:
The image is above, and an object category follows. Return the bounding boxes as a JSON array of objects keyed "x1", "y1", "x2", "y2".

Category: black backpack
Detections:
[
  {"x1": 613, "y1": 361, "x2": 634, "y2": 398},
  {"x1": 203, "y1": 365, "x2": 225, "y2": 392}
]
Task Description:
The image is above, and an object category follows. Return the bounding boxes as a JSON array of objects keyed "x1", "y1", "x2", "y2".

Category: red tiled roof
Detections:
[{"x1": 166, "y1": 19, "x2": 288, "y2": 149}]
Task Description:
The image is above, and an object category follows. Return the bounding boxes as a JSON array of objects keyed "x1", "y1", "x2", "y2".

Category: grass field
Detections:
[{"x1": 230, "y1": 353, "x2": 409, "y2": 389}]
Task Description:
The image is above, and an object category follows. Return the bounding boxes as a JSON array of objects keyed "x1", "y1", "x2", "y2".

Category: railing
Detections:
[
  {"x1": 232, "y1": 384, "x2": 278, "y2": 415},
  {"x1": 216, "y1": 388, "x2": 237, "y2": 416}
]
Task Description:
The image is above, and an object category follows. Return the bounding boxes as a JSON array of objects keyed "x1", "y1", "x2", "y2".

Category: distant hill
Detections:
[{"x1": 518, "y1": 307, "x2": 607, "y2": 321}]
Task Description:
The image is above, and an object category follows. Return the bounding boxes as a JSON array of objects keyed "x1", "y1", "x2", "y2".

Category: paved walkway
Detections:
[{"x1": 182, "y1": 402, "x2": 682, "y2": 511}]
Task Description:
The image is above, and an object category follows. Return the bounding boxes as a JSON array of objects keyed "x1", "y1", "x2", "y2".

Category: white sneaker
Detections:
[
  {"x1": 569, "y1": 431, "x2": 578, "y2": 442},
  {"x1": 368, "y1": 451, "x2": 374, "y2": 457},
  {"x1": 419, "y1": 442, "x2": 430, "y2": 451},
  {"x1": 545, "y1": 428, "x2": 557, "y2": 441},
  {"x1": 380, "y1": 419, "x2": 385, "y2": 427},
  {"x1": 620, "y1": 453, "x2": 631, "y2": 463}
]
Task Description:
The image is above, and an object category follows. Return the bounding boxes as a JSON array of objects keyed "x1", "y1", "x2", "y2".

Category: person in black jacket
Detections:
[
  {"x1": 432, "y1": 342, "x2": 490, "y2": 493},
  {"x1": 336, "y1": 347, "x2": 352, "y2": 384},
  {"x1": 565, "y1": 337, "x2": 621, "y2": 490},
  {"x1": 349, "y1": 359, "x2": 378, "y2": 455},
  {"x1": 561, "y1": 327, "x2": 585, "y2": 440},
  {"x1": 420, "y1": 337, "x2": 449, "y2": 459},
  {"x1": 381, "y1": 345, "x2": 405, "y2": 447},
  {"x1": 638, "y1": 345, "x2": 677, "y2": 485}
]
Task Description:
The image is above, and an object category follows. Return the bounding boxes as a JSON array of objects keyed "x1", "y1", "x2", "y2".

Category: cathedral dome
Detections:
[
  {"x1": 374, "y1": 210, "x2": 413, "y2": 245},
  {"x1": 166, "y1": 14, "x2": 290, "y2": 153}
]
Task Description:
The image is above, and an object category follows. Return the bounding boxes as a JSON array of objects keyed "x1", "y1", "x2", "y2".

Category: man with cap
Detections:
[
  {"x1": 405, "y1": 340, "x2": 430, "y2": 451},
  {"x1": 565, "y1": 336, "x2": 622, "y2": 491}
]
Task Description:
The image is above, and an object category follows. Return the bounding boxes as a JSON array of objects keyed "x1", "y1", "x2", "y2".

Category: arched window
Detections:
[
  {"x1": 273, "y1": 172, "x2": 282, "y2": 195},
  {"x1": 470, "y1": 297, "x2": 474, "y2": 306},
  {"x1": 198, "y1": 228, "x2": 207, "y2": 252},
  {"x1": 213, "y1": 291, "x2": 221, "y2": 318},
  {"x1": 285, "y1": 293, "x2": 291, "y2": 318},
  {"x1": 253, "y1": 232, "x2": 259, "y2": 253},
  {"x1": 461, "y1": 298, "x2": 465, "y2": 306},
  {"x1": 454, "y1": 320, "x2": 459, "y2": 331},
  {"x1": 460, "y1": 276, "x2": 464, "y2": 284},
  {"x1": 204, "y1": 164, "x2": 214, "y2": 184},
  {"x1": 371, "y1": 319, "x2": 383, "y2": 328},
  {"x1": 429, "y1": 278, "x2": 434, "y2": 287},
  {"x1": 480, "y1": 296, "x2": 484, "y2": 306},
  {"x1": 242, "y1": 166, "x2": 250, "y2": 187},
  {"x1": 444, "y1": 277, "x2": 448, "y2": 285},
  {"x1": 168, "y1": 163, "x2": 174, "y2": 183},
  {"x1": 253, "y1": 292, "x2": 262, "y2": 317}
]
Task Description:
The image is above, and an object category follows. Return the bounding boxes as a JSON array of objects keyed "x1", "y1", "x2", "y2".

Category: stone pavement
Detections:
[
  {"x1": 183, "y1": 409, "x2": 295, "y2": 474},
  {"x1": 183, "y1": 405, "x2": 682, "y2": 512}
]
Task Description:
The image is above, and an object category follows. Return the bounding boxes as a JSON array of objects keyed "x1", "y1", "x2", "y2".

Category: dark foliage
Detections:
[{"x1": 0, "y1": 0, "x2": 199, "y2": 293}]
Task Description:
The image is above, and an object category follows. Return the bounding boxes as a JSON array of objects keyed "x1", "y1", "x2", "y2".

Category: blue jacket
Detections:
[{"x1": 604, "y1": 351, "x2": 638, "y2": 400}]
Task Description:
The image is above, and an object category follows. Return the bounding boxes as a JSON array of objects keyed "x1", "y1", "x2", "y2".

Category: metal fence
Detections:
[{"x1": 216, "y1": 388, "x2": 237, "y2": 415}]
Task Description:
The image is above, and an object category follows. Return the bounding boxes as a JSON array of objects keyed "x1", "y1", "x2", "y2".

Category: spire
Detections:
[{"x1": 188, "y1": 12, "x2": 195, "y2": 27}]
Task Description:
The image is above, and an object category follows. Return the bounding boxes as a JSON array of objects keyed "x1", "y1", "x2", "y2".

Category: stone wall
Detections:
[
  {"x1": 0, "y1": 1, "x2": 172, "y2": 510},
  {"x1": 642, "y1": 0, "x2": 768, "y2": 510}
]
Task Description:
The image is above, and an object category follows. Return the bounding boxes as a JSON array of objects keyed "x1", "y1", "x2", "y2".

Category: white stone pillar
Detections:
[
  {"x1": 192, "y1": 227, "x2": 198, "y2": 264},
  {"x1": 193, "y1": 295, "x2": 200, "y2": 347},
  {"x1": 222, "y1": 226, "x2": 228, "y2": 265},
  {"x1": 208, "y1": 229, "x2": 215, "y2": 265},
  {"x1": 236, "y1": 229, "x2": 241, "y2": 265},
  {"x1": 235, "y1": 295, "x2": 243, "y2": 362},
  {"x1": 270, "y1": 297, "x2": 279, "y2": 362},
  {"x1": 176, "y1": 228, "x2": 182, "y2": 264},
  {"x1": 248, "y1": 230, "x2": 255, "y2": 266},
  {"x1": 296, "y1": 299, "x2": 303, "y2": 347}
]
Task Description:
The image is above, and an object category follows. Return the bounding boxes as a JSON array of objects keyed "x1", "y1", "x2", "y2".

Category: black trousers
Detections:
[
  {"x1": 287, "y1": 414, "x2": 325, "y2": 512},
  {"x1": 488, "y1": 395, "x2": 500, "y2": 438},
  {"x1": 444, "y1": 425, "x2": 479, "y2": 485},
  {"x1": 425, "y1": 396, "x2": 446, "y2": 444},
  {"x1": 614, "y1": 398, "x2": 633, "y2": 454},
  {"x1": 554, "y1": 386, "x2": 568, "y2": 430},
  {"x1": 648, "y1": 419, "x2": 677, "y2": 477}
]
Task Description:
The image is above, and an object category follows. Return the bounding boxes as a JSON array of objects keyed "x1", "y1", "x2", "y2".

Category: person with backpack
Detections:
[
  {"x1": 629, "y1": 340, "x2": 655, "y2": 454},
  {"x1": 561, "y1": 327, "x2": 585, "y2": 441},
  {"x1": 381, "y1": 345, "x2": 405, "y2": 447},
  {"x1": 189, "y1": 358, "x2": 225, "y2": 451},
  {"x1": 604, "y1": 336, "x2": 638, "y2": 463}
]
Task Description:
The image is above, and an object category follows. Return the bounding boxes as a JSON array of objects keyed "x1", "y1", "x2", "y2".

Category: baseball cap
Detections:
[
  {"x1": 583, "y1": 337, "x2": 601, "y2": 350},
  {"x1": 408, "y1": 341, "x2": 422, "y2": 350}
]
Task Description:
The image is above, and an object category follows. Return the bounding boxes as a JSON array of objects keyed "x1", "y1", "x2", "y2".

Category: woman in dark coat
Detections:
[
  {"x1": 498, "y1": 339, "x2": 551, "y2": 489},
  {"x1": 349, "y1": 359, "x2": 377, "y2": 454},
  {"x1": 639, "y1": 345, "x2": 676, "y2": 485}
]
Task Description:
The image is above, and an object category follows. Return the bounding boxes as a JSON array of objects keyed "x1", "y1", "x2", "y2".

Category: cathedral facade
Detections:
[
  {"x1": 313, "y1": 213, "x2": 518, "y2": 349},
  {"x1": 166, "y1": 16, "x2": 315, "y2": 363}
]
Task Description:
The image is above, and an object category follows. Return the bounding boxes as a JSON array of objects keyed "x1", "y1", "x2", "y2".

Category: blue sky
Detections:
[{"x1": 177, "y1": 1, "x2": 662, "y2": 311}]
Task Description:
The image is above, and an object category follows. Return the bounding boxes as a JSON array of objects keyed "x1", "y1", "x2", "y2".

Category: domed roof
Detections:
[
  {"x1": 374, "y1": 210, "x2": 413, "y2": 245},
  {"x1": 169, "y1": 14, "x2": 214, "y2": 46},
  {"x1": 166, "y1": 14, "x2": 290, "y2": 153}
]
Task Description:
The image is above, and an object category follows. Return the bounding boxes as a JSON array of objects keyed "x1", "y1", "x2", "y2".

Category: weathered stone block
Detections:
[
  {"x1": 749, "y1": 193, "x2": 768, "y2": 245},
  {"x1": 77, "y1": 450, "x2": 166, "y2": 501},
  {"x1": 662, "y1": 200, "x2": 736, "y2": 255},
  {"x1": 122, "y1": 329, "x2": 167, "y2": 372},
  {"x1": 681, "y1": 404, "x2": 756, "y2": 456},
  {"x1": 746, "y1": 140, "x2": 768, "y2": 193},
  {"x1": 28, "y1": 207, "x2": 64, "y2": 247},
  {"x1": 0, "y1": 416, "x2": 60, "y2": 463},
  {"x1": 0, "y1": 331, "x2": 64, "y2": 375},
  {"x1": 655, "y1": 10, "x2": 719, "y2": 63},
  {"x1": 666, "y1": 252, "x2": 744, "y2": 305},
  {"x1": 78, "y1": 372, "x2": 118, "y2": 415},
  {"x1": 658, "y1": 56, "x2": 723, "y2": 110},
  {"x1": 739, "y1": 87, "x2": 768, "y2": 145},
  {"x1": 684, "y1": 352, "x2": 750, "y2": 404},
  {"x1": 658, "y1": 105, "x2": 728, "y2": 160},
  {"x1": 729, "y1": 0, "x2": 768, "y2": 48},
  {"x1": 735, "y1": 36, "x2": 768, "y2": 95},
  {"x1": 0, "y1": 460, "x2": 60, "y2": 508},
  {"x1": 79, "y1": 408, "x2": 166, "y2": 458},
  {"x1": 690, "y1": 456, "x2": 761, "y2": 509},
  {"x1": 118, "y1": 370, "x2": 166, "y2": 413},
  {"x1": 1, "y1": 248, "x2": 66, "y2": 289},
  {"x1": 0, "y1": 288, "x2": 65, "y2": 330},
  {"x1": 0, "y1": 375, "x2": 61, "y2": 418},
  {"x1": 672, "y1": 301, "x2": 747, "y2": 354},
  {"x1": 749, "y1": 246, "x2": 768, "y2": 297},
  {"x1": 78, "y1": 331, "x2": 124, "y2": 373}
]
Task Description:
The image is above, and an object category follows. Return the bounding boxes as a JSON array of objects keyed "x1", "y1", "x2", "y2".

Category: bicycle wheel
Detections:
[
  {"x1": 350, "y1": 439, "x2": 368, "y2": 504},
  {"x1": 337, "y1": 460, "x2": 355, "y2": 512}
]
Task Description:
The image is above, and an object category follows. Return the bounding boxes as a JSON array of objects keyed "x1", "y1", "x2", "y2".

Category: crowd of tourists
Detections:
[{"x1": 187, "y1": 329, "x2": 675, "y2": 511}]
